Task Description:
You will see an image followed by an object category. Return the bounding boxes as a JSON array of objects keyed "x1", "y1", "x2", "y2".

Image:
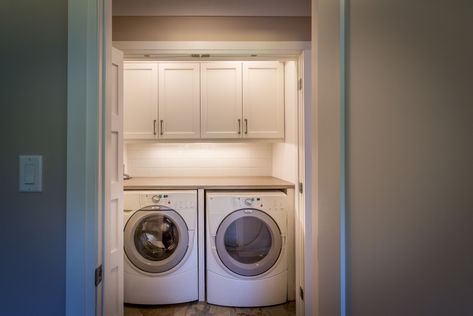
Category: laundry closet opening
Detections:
[{"x1": 106, "y1": 41, "x2": 311, "y2": 315}]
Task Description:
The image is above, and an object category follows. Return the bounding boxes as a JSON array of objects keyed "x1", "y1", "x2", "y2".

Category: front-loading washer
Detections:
[
  {"x1": 206, "y1": 190, "x2": 288, "y2": 307},
  {"x1": 123, "y1": 190, "x2": 198, "y2": 304}
]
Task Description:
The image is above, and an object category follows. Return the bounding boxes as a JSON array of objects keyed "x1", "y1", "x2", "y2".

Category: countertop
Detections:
[{"x1": 123, "y1": 176, "x2": 294, "y2": 190}]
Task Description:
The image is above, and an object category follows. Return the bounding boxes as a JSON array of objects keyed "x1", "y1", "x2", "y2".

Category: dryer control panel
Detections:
[{"x1": 233, "y1": 195, "x2": 286, "y2": 212}]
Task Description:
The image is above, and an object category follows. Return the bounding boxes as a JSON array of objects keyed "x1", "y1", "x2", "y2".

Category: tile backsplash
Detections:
[{"x1": 126, "y1": 143, "x2": 273, "y2": 177}]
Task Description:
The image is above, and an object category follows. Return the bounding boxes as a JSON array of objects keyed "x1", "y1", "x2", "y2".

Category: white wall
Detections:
[
  {"x1": 126, "y1": 142, "x2": 273, "y2": 177},
  {"x1": 272, "y1": 60, "x2": 298, "y2": 184}
]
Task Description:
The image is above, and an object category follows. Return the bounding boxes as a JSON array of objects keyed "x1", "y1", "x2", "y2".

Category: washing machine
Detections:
[
  {"x1": 206, "y1": 190, "x2": 288, "y2": 307},
  {"x1": 123, "y1": 190, "x2": 198, "y2": 304}
]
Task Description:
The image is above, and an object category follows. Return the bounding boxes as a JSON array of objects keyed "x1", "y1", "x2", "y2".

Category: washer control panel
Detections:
[
  {"x1": 140, "y1": 192, "x2": 196, "y2": 210},
  {"x1": 151, "y1": 194, "x2": 168, "y2": 203}
]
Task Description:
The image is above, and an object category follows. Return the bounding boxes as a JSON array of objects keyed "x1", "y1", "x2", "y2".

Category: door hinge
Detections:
[
  {"x1": 299, "y1": 286, "x2": 304, "y2": 301},
  {"x1": 299, "y1": 182, "x2": 303, "y2": 194},
  {"x1": 298, "y1": 78, "x2": 303, "y2": 91},
  {"x1": 95, "y1": 264, "x2": 103, "y2": 287}
]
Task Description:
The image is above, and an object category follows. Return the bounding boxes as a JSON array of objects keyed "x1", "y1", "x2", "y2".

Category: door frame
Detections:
[
  {"x1": 66, "y1": 0, "x2": 109, "y2": 314},
  {"x1": 66, "y1": 1, "x2": 317, "y2": 314},
  {"x1": 297, "y1": 49, "x2": 314, "y2": 316}
]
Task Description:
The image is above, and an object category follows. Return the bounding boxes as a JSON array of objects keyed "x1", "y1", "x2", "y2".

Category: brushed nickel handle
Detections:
[
  {"x1": 160, "y1": 120, "x2": 164, "y2": 136},
  {"x1": 238, "y1": 119, "x2": 241, "y2": 134},
  {"x1": 244, "y1": 118, "x2": 248, "y2": 135},
  {"x1": 153, "y1": 120, "x2": 157, "y2": 135}
]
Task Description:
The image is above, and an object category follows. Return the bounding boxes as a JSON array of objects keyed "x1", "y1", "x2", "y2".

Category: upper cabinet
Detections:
[
  {"x1": 201, "y1": 62, "x2": 243, "y2": 139},
  {"x1": 243, "y1": 62, "x2": 284, "y2": 139},
  {"x1": 124, "y1": 62, "x2": 200, "y2": 140},
  {"x1": 158, "y1": 63, "x2": 200, "y2": 139},
  {"x1": 124, "y1": 61, "x2": 285, "y2": 141},
  {"x1": 123, "y1": 63, "x2": 158, "y2": 140}
]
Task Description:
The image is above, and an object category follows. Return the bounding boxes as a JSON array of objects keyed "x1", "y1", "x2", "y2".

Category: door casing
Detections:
[{"x1": 66, "y1": 2, "x2": 314, "y2": 311}]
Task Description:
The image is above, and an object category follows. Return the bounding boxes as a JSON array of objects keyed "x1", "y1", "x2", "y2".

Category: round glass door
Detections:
[
  {"x1": 124, "y1": 206, "x2": 189, "y2": 273},
  {"x1": 215, "y1": 209, "x2": 282, "y2": 276}
]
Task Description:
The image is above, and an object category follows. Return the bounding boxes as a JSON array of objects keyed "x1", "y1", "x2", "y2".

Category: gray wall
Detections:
[
  {"x1": 0, "y1": 1, "x2": 67, "y2": 315},
  {"x1": 113, "y1": 16, "x2": 311, "y2": 42},
  {"x1": 314, "y1": 0, "x2": 473, "y2": 315},
  {"x1": 347, "y1": 0, "x2": 473, "y2": 315}
]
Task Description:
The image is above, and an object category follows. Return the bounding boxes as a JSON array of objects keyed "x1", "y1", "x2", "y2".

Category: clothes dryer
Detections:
[
  {"x1": 206, "y1": 191, "x2": 288, "y2": 307},
  {"x1": 124, "y1": 190, "x2": 198, "y2": 304}
]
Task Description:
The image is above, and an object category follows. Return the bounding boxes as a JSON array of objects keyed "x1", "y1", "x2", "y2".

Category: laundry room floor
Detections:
[{"x1": 124, "y1": 301, "x2": 296, "y2": 316}]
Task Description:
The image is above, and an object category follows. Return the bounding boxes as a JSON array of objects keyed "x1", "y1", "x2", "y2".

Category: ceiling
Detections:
[{"x1": 112, "y1": 0, "x2": 311, "y2": 17}]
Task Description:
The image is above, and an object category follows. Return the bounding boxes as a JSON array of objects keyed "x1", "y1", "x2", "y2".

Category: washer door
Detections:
[
  {"x1": 215, "y1": 209, "x2": 282, "y2": 277},
  {"x1": 124, "y1": 206, "x2": 189, "y2": 273}
]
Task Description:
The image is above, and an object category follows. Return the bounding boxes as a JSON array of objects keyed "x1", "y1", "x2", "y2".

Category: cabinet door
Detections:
[
  {"x1": 243, "y1": 61, "x2": 284, "y2": 139},
  {"x1": 158, "y1": 63, "x2": 201, "y2": 139},
  {"x1": 123, "y1": 62, "x2": 158, "y2": 139},
  {"x1": 201, "y1": 62, "x2": 242, "y2": 139}
]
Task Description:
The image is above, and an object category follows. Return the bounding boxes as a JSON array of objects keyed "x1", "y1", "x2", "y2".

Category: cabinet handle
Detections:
[
  {"x1": 160, "y1": 120, "x2": 164, "y2": 136},
  {"x1": 244, "y1": 118, "x2": 248, "y2": 135},
  {"x1": 153, "y1": 120, "x2": 157, "y2": 135},
  {"x1": 237, "y1": 119, "x2": 241, "y2": 134}
]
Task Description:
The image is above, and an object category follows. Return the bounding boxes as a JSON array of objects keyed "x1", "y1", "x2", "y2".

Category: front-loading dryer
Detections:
[
  {"x1": 206, "y1": 190, "x2": 288, "y2": 307},
  {"x1": 123, "y1": 190, "x2": 198, "y2": 304}
]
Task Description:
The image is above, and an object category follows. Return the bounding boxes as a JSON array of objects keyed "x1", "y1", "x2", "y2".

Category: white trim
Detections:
[
  {"x1": 113, "y1": 41, "x2": 311, "y2": 57},
  {"x1": 66, "y1": 0, "x2": 104, "y2": 315},
  {"x1": 295, "y1": 50, "x2": 310, "y2": 316},
  {"x1": 299, "y1": 49, "x2": 314, "y2": 316}
]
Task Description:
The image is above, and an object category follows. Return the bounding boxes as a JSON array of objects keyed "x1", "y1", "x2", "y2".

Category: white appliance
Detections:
[
  {"x1": 123, "y1": 190, "x2": 198, "y2": 304},
  {"x1": 206, "y1": 190, "x2": 288, "y2": 307}
]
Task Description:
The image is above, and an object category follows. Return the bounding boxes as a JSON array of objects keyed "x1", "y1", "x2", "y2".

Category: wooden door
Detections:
[
  {"x1": 104, "y1": 47, "x2": 124, "y2": 316},
  {"x1": 201, "y1": 62, "x2": 242, "y2": 139},
  {"x1": 158, "y1": 63, "x2": 200, "y2": 139},
  {"x1": 242, "y1": 61, "x2": 285, "y2": 139}
]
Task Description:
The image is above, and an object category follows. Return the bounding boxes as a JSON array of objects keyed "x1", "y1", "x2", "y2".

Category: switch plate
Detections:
[{"x1": 19, "y1": 155, "x2": 42, "y2": 192}]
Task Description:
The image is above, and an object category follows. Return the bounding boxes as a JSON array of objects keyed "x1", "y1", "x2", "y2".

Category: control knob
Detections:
[
  {"x1": 244, "y1": 197, "x2": 255, "y2": 206},
  {"x1": 152, "y1": 195, "x2": 161, "y2": 203}
]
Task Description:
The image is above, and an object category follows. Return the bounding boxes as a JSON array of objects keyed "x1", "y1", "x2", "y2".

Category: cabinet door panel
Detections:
[
  {"x1": 243, "y1": 61, "x2": 284, "y2": 139},
  {"x1": 158, "y1": 63, "x2": 201, "y2": 139},
  {"x1": 123, "y1": 63, "x2": 158, "y2": 139},
  {"x1": 201, "y1": 62, "x2": 242, "y2": 139}
]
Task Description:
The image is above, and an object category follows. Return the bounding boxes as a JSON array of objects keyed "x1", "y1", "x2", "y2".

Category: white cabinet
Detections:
[
  {"x1": 123, "y1": 63, "x2": 158, "y2": 139},
  {"x1": 124, "y1": 62, "x2": 200, "y2": 140},
  {"x1": 243, "y1": 61, "x2": 285, "y2": 139},
  {"x1": 124, "y1": 61, "x2": 285, "y2": 140},
  {"x1": 202, "y1": 61, "x2": 285, "y2": 140},
  {"x1": 201, "y1": 62, "x2": 242, "y2": 139},
  {"x1": 158, "y1": 63, "x2": 201, "y2": 139}
]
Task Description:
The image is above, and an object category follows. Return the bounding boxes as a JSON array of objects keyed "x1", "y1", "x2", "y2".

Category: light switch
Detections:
[
  {"x1": 24, "y1": 163, "x2": 35, "y2": 184},
  {"x1": 19, "y1": 155, "x2": 42, "y2": 192}
]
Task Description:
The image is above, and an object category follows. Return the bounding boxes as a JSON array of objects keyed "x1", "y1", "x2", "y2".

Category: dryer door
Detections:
[
  {"x1": 124, "y1": 206, "x2": 189, "y2": 273},
  {"x1": 215, "y1": 209, "x2": 282, "y2": 276}
]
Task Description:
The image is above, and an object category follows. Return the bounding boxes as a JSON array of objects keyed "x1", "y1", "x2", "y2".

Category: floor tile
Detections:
[{"x1": 124, "y1": 301, "x2": 295, "y2": 316}]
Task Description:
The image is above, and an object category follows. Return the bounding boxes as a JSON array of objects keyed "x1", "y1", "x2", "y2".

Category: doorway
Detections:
[{"x1": 65, "y1": 1, "x2": 314, "y2": 315}]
